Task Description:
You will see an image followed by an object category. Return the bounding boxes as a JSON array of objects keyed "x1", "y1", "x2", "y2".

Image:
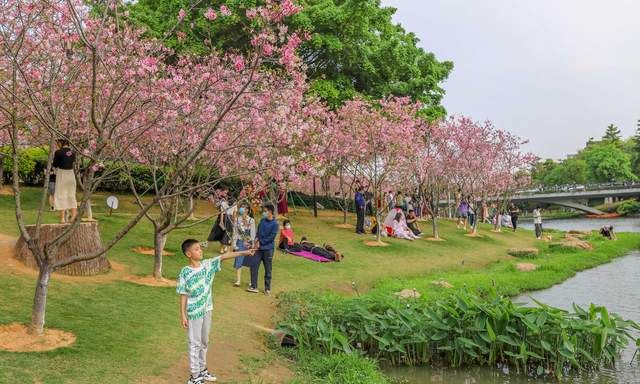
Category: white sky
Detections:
[{"x1": 383, "y1": 0, "x2": 640, "y2": 159}]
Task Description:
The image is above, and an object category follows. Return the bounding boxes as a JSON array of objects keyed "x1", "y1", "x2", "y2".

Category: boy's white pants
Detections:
[{"x1": 187, "y1": 310, "x2": 212, "y2": 375}]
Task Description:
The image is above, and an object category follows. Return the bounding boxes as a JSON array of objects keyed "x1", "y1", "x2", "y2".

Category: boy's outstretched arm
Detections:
[
  {"x1": 180, "y1": 295, "x2": 188, "y2": 329},
  {"x1": 220, "y1": 249, "x2": 255, "y2": 261}
]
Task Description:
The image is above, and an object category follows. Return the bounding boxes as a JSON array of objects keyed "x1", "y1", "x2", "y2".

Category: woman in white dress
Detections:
[
  {"x1": 52, "y1": 139, "x2": 77, "y2": 223},
  {"x1": 391, "y1": 212, "x2": 417, "y2": 241}
]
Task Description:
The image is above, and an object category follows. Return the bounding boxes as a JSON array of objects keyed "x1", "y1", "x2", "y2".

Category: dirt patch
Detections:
[
  {"x1": 550, "y1": 238, "x2": 593, "y2": 251},
  {"x1": 424, "y1": 237, "x2": 446, "y2": 242},
  {"x1": 123, "y1": 275, "x2": 176, "y2": 287},
  {"x1": 0, "y1": 323, "x2": 76, "y2": 352},
  {"x1": 334, "y1": 223, "x2": 354, "y2": 229},
  {"x1": 364, "y1": 240, "x2": 389, "y2": 247},
  {"x1": 132, "y1": 247, "x2": 175, "y2": 256},
  {"x1": 0, "y1": 185, "x2": 14, "y2": 196},
  {"x1": 464, "y1": 232, "x2": 483, "y2": 238},
  {"x1": 256, "y1": 359, "x2": 294, "y2": 383},
  {"x1": 431, "y1": 280, "x2": 454, "y2": 289},
  {"x1": 507, "y1": 247, "x2": 539, "y2": 258},
  {"x1": 395, "y1": 288, "x2": 421, "y2": 299},
  {"x1": 516, "y1": 262, "x2": 537, "y2": 272},
  {"x1": 568, "y1": 230, "x2": 592, "y2": 236}
]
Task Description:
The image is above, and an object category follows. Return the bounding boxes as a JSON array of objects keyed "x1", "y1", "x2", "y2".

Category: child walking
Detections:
[{"x1": 177, "y1": 239, "x2": 254, "y2": 384}]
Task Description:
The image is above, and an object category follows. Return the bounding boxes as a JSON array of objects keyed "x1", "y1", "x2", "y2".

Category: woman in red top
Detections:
[{"x1": 278, "y1": 220, "x2": 295, "y2": 250}]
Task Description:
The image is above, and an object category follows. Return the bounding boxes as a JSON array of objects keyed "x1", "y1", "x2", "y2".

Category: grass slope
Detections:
[{"x1": 0, "y1": 188, "x2": 637, "y2": 383}]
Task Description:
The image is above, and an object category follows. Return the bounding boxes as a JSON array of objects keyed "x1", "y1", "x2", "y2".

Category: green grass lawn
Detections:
[{"x1": 0, "y1": 187, "x2": 638, "y2": 384}]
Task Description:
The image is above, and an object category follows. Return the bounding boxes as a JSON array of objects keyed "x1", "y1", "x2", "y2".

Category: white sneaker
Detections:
[
  {"x1": 200, "y1": 369, "x2": 217, "y2": 382},
  {"x1": 187, "y1": 375, "x2": 203, "y2": 384}
]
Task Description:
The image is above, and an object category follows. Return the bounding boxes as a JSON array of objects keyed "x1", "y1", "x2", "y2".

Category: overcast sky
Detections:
[{"x1": 383, "y1": 0, "x2": 640, "y2": 159}]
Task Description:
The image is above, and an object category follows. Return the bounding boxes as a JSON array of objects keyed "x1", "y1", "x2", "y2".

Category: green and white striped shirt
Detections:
[{"x1": 176, "y1": 256, "x2": 222, "y2": 320}]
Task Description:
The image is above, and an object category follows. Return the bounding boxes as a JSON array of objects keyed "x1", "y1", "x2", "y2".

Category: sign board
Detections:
[{"x1": 106, "y1": 196, "x2": 119, "y2": 210}]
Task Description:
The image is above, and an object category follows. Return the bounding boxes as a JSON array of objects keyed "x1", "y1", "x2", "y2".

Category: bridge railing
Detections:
[{"x1": 515, "y1": 181, "x2": 640, "y2": 196}]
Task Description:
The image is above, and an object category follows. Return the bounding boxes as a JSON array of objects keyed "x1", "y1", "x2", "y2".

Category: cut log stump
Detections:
[{"x1": 15, "y1": 222, "x2": 111, "y2": 276}]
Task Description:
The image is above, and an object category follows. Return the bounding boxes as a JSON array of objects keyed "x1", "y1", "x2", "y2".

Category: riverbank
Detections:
[
  {"x1": 0, "y1": 188, "x2": 638, "y2": 383},
  {"x1": 277, "y1": 231, "x2": 640, "y2": 383}
]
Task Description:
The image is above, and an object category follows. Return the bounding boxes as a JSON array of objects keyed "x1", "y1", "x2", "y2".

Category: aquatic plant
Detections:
[{"x1": 277, "y1": 289, "x2": 639, "y2": 378}]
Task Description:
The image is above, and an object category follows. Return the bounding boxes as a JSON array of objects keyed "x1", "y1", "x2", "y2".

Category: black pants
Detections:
[
  {"x1": 408, "y1": 222, "x2": 421, "y2": 235},
  {"x1": 511, "y1": 216, "x2": 518, "y2": 230},
  {"x1": 250, "y1": 249, "x2": 273, "y2": 291},
  {"x1": 534, "y1": 223, "x2": 542, "y2": 238},
  {"x1": 356, "y1": 206, "x2": 365, "y2": 233}
]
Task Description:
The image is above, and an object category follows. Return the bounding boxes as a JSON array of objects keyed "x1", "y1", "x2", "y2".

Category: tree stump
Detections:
[{"x1": 15, "y1": 222, "x2": 111, "y2": 276}]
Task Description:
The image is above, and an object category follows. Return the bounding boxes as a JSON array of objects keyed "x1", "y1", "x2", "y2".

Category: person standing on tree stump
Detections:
[{"x1": 52, "y1": 139, "x2": 77, "y2": 223}]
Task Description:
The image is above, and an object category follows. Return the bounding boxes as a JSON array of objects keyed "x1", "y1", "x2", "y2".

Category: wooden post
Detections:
[{"x1": 312, "y1": 177, "x2": 318, "y2": 218}]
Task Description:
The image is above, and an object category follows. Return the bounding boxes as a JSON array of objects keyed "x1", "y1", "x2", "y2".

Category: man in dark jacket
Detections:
[
  {"x1": 355, "y1": 187, "x2": 366, "y2": 234},
  {"x1": 248, "y1": 203, "x2": 279, "y2": 295}
]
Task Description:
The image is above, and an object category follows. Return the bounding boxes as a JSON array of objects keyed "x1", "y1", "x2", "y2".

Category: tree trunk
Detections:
[
  {"x1": 339, "y1": 168, "x2": 347, "y2": 224},
  {"x1": 30, "y1": 265, "x2": 52, "y2": 335},
  {"x1": 429, "y1": 190, "x2": 440, "y2": 239},
  {"x1": 187, "y1": 195, "x2": 196, "y2": 220},
  {"x1": 15, "y1": 222, "x2": 110, "y2": 276},
  {"x1": 375, "y1": 187, "x2": 382, "y2": 242},
  {"x1": 153, "y1": 231, "x2": 167, "y2": 279},
  {"x1": 85, "y1": 199, "x2": 93, "y2": 221},
  {"x1": 0, "y1": 153, "x2": 4, "y2": 187},
  {"x1": 342, "y1": 196, "x2": 348, "y2": 224}
]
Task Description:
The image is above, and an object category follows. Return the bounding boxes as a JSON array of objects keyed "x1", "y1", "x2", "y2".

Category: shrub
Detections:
[
  {"x1": 616, "y1": 200, "x2": 640, "y2": 216},
  {"x1": 507, "y1": 248, "x2": 539, "y2": 258},
  {"x1": 289, "y1": 191, "x2": 354, "y2": 212},
  {"x1": 277, "y1": 289, "x2": 639, "y2": 379},
  {"x1": 286, "y1": 350, "x2": 390, "y2": 384},
  {"x1": 1, "y1": 146, "x2": 49, "y2": 185}
]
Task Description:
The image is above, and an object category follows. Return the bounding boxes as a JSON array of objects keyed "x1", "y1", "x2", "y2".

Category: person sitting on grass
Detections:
[
  {"x1": 392, "y1": 212, "x2": 417, "y2": 240},
  {"x1": 405, "y1": 209, "x2": 422, "y2": 236},
  {"x1": 177, "y1": 239, "x2": 255, "y2": 384},
  {"x1": 383, "y1": 205, "x2": 404, "y2": 236},
  {"x1": 278, "y1": 219, "x2": 295, "y2": 250},
  {"x1": 600, "y1": 225, "x2": 617, "y2": 240}
]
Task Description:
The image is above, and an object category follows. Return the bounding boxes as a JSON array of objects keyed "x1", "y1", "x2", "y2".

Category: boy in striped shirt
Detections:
[{"x1": 177, "y1": 239, "x2": 254, "y2": 384}]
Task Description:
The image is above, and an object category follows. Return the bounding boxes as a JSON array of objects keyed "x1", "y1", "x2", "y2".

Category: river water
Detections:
[
  {"x1": 388, "y1": 218, "x2": 640, "y2": 384},
  {"x1": 520, "y1": 216, "x2": 640, "y2": 233}
]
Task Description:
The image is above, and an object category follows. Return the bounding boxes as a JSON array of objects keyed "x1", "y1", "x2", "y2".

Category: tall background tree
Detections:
[
  {"x1": 126, "y1": 0, "x2": 453, "y2": 116},
  {"x1": 602, "y1": 123, "x2": 622, "y2": 143}
]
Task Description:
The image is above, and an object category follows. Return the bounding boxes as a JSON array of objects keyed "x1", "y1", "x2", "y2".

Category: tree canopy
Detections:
[
  {"x1": 127, "y1": 0, "x2": 453, "y2": 115},
  {"x1": 532, "y1": 124, "x2": 638, "y2": 186}
]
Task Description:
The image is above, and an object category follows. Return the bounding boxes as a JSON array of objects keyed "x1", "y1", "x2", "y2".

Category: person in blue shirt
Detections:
[
  {"x1": 355, "y1": 186, "x2": 366, "y2": 235},
  {"x1": 247, "y1": 203, "x2": 279, "y2": 295}
]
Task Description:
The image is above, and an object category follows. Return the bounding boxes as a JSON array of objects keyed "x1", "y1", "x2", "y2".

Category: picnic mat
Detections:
[{"x1": 287, "y1": 250, "x2": 333, "y2": 263}]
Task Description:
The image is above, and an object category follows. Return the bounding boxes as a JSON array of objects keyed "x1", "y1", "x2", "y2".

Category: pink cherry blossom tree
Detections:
[
  {"x1": 336, "y1": 97, "x2": 421, "y2": 241},
  {"x1": 0, "y1": 0, "x2": 305, "y2": 333},
  {"x1": 126, "y1": 2, "x2": 307, "y2": 280},
  {"x1": 0, "y1": 0, "x2": 179, "y2": 333},
  {"x1": 440, "y1": 116, "x2": 535, "y2": 235}
]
